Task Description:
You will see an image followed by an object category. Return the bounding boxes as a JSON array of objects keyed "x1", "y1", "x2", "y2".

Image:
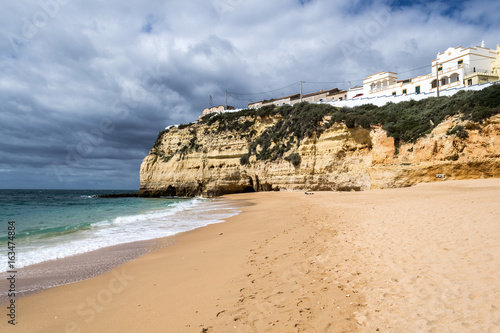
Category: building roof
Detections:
[
  {"x1": 248, "y1": 87, "x2": 345, "y2": 106},
  {"x1": 250, "y1": 93, "x2": 301, "y2": 105},
  {"x1": 301, "y1": 88, "x2": 340, "y2": 98}
]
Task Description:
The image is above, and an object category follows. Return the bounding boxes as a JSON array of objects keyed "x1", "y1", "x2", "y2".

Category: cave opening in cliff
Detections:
[
  {"x1": 244, "y1": 176, "x2": 256, "y2": 193},
  {"x1": 242, "y1": 186, "x2": 256, "y2": 193},
  {"x1": 164, "y1": 185, "x2": 176, "y2": 197}
]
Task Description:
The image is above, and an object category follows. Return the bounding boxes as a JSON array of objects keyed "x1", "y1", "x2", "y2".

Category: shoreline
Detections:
[
  {"x1": 0, "y1": 236, "x2": 176, "y2": 305},
  {"x1": 0, "y1": 197, "x2": 250, "y2": 306},
  {"x1": 1, "y1": 179, "x2": 499, "y2": 332}
]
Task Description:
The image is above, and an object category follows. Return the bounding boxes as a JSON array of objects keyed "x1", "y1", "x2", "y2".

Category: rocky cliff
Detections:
[{"x1": 139, "y1": 109, "x2": 500, "y2": 197}]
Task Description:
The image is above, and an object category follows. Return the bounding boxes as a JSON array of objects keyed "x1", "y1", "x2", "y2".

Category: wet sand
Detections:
[
  {"x1": 1, "y1": 179, "x2": 499, "y2": 332},
  {"x1": 0, "y1": 237, "x2": 176, "y2": 304}
]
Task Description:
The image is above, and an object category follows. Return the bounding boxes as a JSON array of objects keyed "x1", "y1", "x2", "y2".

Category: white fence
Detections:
[
  {"x1": 204, "y1": 81, "x2": 498, "y2": 121},
  {"x1": 325, "y1": 81, "x2": 498, "y2": 108}
]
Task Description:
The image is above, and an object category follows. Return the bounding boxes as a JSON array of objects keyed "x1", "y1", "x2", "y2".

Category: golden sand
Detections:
[{"x1": 2, "y1": 179, "x2": 499, "y2": 332}]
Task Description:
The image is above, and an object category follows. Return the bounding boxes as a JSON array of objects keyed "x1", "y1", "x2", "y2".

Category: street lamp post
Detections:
[{"x1": 436, "y1": 63, "x2": 440, "y2": 97}]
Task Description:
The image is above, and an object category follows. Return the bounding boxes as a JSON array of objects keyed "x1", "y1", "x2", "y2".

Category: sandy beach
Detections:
[{"x1": 1, "y1": 179, "x2": 499, "y2": 332}]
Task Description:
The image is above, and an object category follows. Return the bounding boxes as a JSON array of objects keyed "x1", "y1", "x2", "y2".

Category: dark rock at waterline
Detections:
[{"x1": 98, "y1": 193, "x2": 139, "y2": 198}]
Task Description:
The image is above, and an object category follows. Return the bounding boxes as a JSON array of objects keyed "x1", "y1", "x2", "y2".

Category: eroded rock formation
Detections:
[{"x1": 139, "y1": 114, "x2": 500, "y2": 197}]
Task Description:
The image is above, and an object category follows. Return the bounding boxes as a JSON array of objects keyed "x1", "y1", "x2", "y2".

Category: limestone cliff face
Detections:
[{"x1": 139, "y1": 114, "x2": 500, "y2": 197}]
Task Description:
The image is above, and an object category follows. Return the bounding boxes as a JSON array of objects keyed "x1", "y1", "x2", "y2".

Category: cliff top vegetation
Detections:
[{"x1": 154, "y1": 84, "x2": 500, "y2": 163}]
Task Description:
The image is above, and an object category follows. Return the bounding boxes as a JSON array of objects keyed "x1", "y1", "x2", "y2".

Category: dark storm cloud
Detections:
[{"x1": 0, "y1": 0, "x2": 498, "y2": 189}]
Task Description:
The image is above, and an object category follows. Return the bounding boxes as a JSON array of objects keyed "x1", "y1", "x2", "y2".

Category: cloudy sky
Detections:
[{"x1": 0, "y1": 0, "x2": 498, "y2": 190}]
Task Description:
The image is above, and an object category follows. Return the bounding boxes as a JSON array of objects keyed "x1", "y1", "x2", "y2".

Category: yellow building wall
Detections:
[
  {"x1": 464, "y1": 45, "x2": 500, "y2": 86},
  {"x1": 492, "y1": 45, "x2": 500, "y2": 77}
]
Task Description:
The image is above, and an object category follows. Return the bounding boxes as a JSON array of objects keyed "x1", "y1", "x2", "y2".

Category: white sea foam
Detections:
[{"x1": 0, "y1": 198, "x2": 241, "y2": 272}]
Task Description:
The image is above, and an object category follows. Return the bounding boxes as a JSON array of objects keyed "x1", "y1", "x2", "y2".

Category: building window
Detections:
[
  {"x1": 415, "y1": 86, "x2": 421, "y2": 94},
  {"x1": 467, "y1": 79, "x2": 473, "y2": 86},
  {"x1": 392, "y1": 92, "x2": 396, "y2": 96},
  {"x1": 438, "y1": 66, "x2": 443, "y2": 72},
  {"x1": 458, "y1": 59, "x2": 463, "y2": 66},
  {"x1": 402, "y1": 89, "x2": 407, "y2": 95}
]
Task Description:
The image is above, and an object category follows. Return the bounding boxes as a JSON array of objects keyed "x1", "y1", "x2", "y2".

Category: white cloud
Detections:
[{"x1": 0, "y1": 0, "x2": 497, "y2": 189}]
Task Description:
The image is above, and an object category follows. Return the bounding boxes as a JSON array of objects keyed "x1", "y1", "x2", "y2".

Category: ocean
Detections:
[{"x1": 0, "y1": 189, "x2": 242, "y2": 273}]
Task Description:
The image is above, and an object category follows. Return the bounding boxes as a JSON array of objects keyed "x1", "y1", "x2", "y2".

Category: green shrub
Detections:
[
  {"x1": 456, "y1": 126, "x2": 469, "y2": 139},
  {"x1": 256, "y1": 105, "x2": 276, "y2": 117},
  {"x1": 359, "y1": 115, "x2": 371, "y2": 128},
  {"x1": 153, "y1": 84, "x2": 500, "y2": 162},
  {"x1": 240, "y1": 153, "x2": 250, "y2": 165},
  {"x1": 345, "y1": 115, "x2": 356, "y2": 128},
  {"x1": 177, "y1": 123, "x2": 194, "y2": 130},
  {"x1": 285, "y1": 153, "x2": 301, "y2": 167},
  {"x1": 153, "y1": 129, "x2": 169, "y2": 149},
  {"x1": 447, "y1": 125, "x2": 469, "y2": 139}
]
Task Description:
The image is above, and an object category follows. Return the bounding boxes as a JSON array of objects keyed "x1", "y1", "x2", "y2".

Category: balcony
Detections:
[{"x1": 464, "y1": 68, "x2": 496, "y2": 77}]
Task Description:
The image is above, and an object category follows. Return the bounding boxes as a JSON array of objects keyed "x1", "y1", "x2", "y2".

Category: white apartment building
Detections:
[{"x1": 362, "y1": 43, "x2": 498, "y2": 98}]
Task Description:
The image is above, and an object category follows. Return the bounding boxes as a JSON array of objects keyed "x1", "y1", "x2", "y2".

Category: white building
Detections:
[
  {"x1": 362, "y1": 43, "x2": 498, "y2": 98},
  {"x1": 346, "y1": 85, "x2": 364, "y2": 99}
]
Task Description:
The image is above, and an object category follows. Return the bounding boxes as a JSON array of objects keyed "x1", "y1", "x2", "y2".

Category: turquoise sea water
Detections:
[{"x1": 0, "y1": 189, "x2": 241, "y2": 272}]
